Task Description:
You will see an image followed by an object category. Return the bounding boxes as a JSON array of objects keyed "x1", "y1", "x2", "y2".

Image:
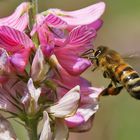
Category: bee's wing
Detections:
[{"x1": 123, "y1": 52, "x2": 140, "y2": 73}]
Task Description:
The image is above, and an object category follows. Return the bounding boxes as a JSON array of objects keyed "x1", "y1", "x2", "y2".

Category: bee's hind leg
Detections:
[{"x1": 101, "y1": 82, "x2": 123, "y2": 96}]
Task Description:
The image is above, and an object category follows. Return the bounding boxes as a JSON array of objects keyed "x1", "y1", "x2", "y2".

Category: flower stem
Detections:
[
  {"x1": 25, "y1": 117, "x2": 38, "y2": 140},
  {"x1": 27, "y1": 0, "x2": 39, "y2": 48},
  {"x1": 28, "y1": 0, "x2": 38, "y2": 30}
]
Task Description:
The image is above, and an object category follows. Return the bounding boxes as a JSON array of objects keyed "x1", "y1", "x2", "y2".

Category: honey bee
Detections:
[{"x1": 82, "y1": 46, "x2": 140, "y2": 99}]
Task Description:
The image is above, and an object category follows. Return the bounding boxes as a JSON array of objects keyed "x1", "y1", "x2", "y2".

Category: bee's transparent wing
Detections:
[{"x1": 122, "y1": 52, "x2": 140, "y2": 73}]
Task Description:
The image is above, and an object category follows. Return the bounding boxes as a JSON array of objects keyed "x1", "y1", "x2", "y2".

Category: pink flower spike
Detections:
[
  {"x1": 48, "y1": 2, "x2": 105, "y2": 27},
  {"x1": 0, "y1": 2, "x2": 30, "y2": 31}
]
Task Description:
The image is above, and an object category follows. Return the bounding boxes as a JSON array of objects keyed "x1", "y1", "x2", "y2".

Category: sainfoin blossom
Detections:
[{"x1": 0, "y1": 1, "x2": 105, "y2": 140}]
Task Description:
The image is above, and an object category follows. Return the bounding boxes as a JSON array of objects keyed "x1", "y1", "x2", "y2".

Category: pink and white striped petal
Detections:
[
  {"x1": 0, "y1": 26, "x2": 34, "y2": 52},
  {"x1": 0, "y1": 2, "x2": 30, "y2": 31},
  {"x1": 48, "y1": 2, "x2": 105, "y2": 26},
  {"x1": 31, "y1": 13, "x2": 67, "y2": 36},
  {"x1": 65, "y1": 25, "x2": 96, "y2": 46},
  {"x1": 0, "y1": 26, "x2": 34, "y2": 71}
]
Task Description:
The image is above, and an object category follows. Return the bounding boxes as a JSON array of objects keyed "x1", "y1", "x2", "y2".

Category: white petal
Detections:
[
  {"x1": 31, "y1": 48, "x2": 48, "y2": 82},
  {"x1": 54, "y1": 119, "x2": 68, "y2": 140},
  {"x1": 47, "y1": 86, "x2": 80, "y2": 118},
  {"x1": 39, "y1": 111, "x2": 52, "y2": 140},
  {"x1": 27, "y1": 78, "x2": 41, "y2": 107},
  {"x1": 77, "y1": 103, "x2": 99, "y2": 122}
]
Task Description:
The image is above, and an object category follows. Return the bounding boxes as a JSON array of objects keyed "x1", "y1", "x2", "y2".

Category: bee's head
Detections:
[
  {"x1": 81, "y1": 46, "x2": 108, "y2": 65},
  {"x1": 94, "y1": 46, "x2": 108, "y2": 58}
]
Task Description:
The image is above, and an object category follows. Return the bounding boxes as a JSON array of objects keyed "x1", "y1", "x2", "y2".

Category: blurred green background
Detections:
[{"x1": 0, "y1": 0, "x2": 140, "y2": 140}]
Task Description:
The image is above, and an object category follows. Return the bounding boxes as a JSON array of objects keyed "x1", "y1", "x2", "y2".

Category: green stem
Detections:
[
  {"x1": 28, "y1": 0, "x2": 38, "y2": 30},
  {"x1": 26, "y1": 117, "x2": 38, "y2": 140},
  {"x1": 27, "y1": 0, "x2": 39, "y2": 48}
]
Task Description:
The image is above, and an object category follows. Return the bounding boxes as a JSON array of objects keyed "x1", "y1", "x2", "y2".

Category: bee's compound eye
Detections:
[{"x1": 95, "y1": 50, "x2": 101, "y2": 57}]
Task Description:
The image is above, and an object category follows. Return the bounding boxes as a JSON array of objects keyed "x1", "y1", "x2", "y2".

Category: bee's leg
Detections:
[
  {"x1": 101, "y1": 82, "x2": 123, "y2": 96},
  {"x1": 82, "y1": 49, "x2": 94, "y2": 56},
  {"x1": 103, "y1": 71, "x2": 110, "y2": 78},
  {"x1": 91, "y1": 66, "x2": 97, "y2": 72}
]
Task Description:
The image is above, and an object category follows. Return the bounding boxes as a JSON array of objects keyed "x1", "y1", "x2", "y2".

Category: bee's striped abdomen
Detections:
[{"x1": 114, "y1": 63, "x2": 140, "y2": 99}]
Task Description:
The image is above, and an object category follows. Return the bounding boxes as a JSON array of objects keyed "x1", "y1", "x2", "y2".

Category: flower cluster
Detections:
[{"x1": 0, "y1": 1, "x2": 105, "y2": 140}]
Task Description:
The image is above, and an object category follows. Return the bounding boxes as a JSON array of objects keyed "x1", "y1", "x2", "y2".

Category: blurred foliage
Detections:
[{"x1": 0, "y1": 0, "x2": 140, "y2": 140}]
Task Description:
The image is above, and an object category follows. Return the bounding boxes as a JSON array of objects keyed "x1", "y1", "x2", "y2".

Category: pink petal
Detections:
[
  {"x1": 54, "y1": 25, "x2": 97, "y2": 75},
  {"x1": 0, "y1": 76, "x2": 9, "y2": 84},
  {"x1": 38, "y1": 27, "x2": 54, "y2": 49},
  {"x1": 11, "y1": 13, "x2": 29, "y2": 31},
  {"x1": 41, "y1": 45, "x2": 54, "y2": 58},
  {"x1": 65, "y1": 113, "x2": 85, "y2": 128},
  {"x1": 0, "y1": 2, "x2": 30, "y2": 31},
  {"x1": 0, "y1": 79, "x2": 27, "y2": 113},
  {"x1": 88, "y1": 19, "x2": 103, "y2": 31},
  {"x1": 69, "y1": 116, "x2": 94, "y2": 132},
  {"x1": 10, "y1": 48, "x2": 31, "y2": 72},
  {"x1": 51, "y1": 28, "x2": 65, "y2": 39},
  {"x1": 31, "y1": 15, "x2": 55, "y2": 52},
  {"x1": 45, "y1": 13, "x2": 68, "y2": 28},
  {"x1": 0, "y1": 26, "x2": 34, "y2": 52},
  {"x1": 31, "y1": 13, "x2": 67, "y2": 36},
  {"x1": 54, "y1": 48, "x2": 91, "y2": 76},
  {"x1": 65, "y1": 25, "x2": 96, "y2": 47},
  {"x1": 49, "y1": 2, "x2": 105, "y2": 26}
]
